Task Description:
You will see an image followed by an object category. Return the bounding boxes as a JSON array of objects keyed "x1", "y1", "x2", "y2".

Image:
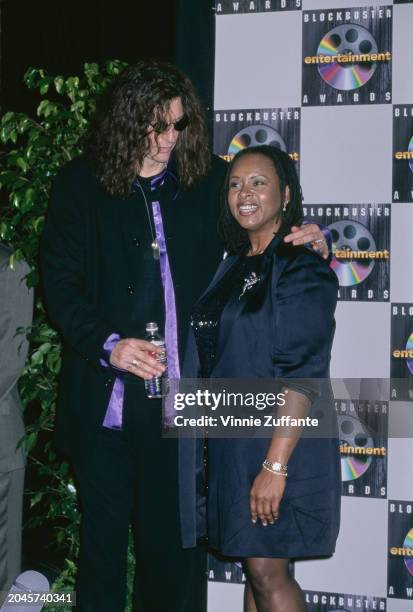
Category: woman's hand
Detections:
[
  {"x1": 110, "y1": 338, "x2": 165, "y2": 380},
  {"x1": 284, "y1": 224, "x2": 329, "y2": 259},
  {"x1": 250, "y1": 469, "x2": 286, "y2": 526}
]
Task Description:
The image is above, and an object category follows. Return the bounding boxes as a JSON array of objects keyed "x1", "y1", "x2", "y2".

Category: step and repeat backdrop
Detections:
[{"x1": 208, "y1": 1, "x2": 413, "y2": 610}]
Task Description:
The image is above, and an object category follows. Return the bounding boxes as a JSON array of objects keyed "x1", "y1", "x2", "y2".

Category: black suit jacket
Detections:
[{"x1": 40, "y1": 155, "x2": 227, "y2": 459}]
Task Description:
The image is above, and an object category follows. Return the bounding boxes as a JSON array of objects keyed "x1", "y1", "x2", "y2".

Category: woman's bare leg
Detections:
[
  {"x1": 243, "y1": 557, "x2": 306, "y2": 612},
  {"x1": 244, "y1": 580, "x2": 258, "y2": 612}
]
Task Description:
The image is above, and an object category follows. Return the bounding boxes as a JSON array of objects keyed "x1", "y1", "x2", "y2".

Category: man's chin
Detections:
[{"x1": 156, "y1": 150, "x2": 174, "y2": 161}]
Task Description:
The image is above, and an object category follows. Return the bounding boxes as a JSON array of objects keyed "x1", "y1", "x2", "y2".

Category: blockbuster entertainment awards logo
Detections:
[
  {"x1": 302, "y1": 204, "x2": 390, "y2": 301},
  {"x1": 302, "y1": 6, "x2": 392, "y2": 106},
  {"x1": 304, "y1": 590, "x2": 386, "y2": 611},
  {"x1": 388, "y1": 500, "x2": 413, "y2": 599},
  {"x1": 213, "y1": 107, "x2": 300, "y2": 170},
  {"x1": 207, "y1": 555, "x2": 245, "y2": 584},
  {"x1": 214, "y1": 0, "x2": 301, "y2": 14},
  {"x1": 336, "y1": 399, "x2": 388, "y2": 498},
  {"x1": 393, "y1": 105, "x2": 413, "y2": 203},
  {"x1": 391, "y1": 303, "x2": 413, "y2": 400}
]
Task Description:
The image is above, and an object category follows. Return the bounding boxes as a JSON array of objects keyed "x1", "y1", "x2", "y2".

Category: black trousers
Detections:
[{"x1": 72, "y1": 388, "x2": 207, "y2": 612}]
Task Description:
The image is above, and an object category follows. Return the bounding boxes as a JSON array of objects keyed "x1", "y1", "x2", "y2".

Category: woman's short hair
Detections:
[
  {"x1": 86, "y1": 60, "x2": 210, "y2": 196},
  {"x1": 218, "y1": 145, "x2": 304, "y2": 254}
]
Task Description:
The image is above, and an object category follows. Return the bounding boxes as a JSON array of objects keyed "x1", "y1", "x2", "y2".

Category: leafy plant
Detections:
[{"x1": 0, "y1": 60, "x2": 131, "y2": 606}]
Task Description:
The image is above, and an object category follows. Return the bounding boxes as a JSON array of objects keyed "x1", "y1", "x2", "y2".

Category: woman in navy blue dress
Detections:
[{"x1": 188, "y1": 145, "x2": 341, "y2": 611}]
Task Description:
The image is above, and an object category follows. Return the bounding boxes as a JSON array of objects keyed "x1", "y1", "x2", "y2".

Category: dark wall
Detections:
[
  {"x1": 0, "y1": 0, "x2": 177, "y2": 114},
  {"x1": 175, "y1": 0, "x2": 215, "y2": 115},
  {"x1": 1, "y1": 0, "x2": 216, "y2": 123}
]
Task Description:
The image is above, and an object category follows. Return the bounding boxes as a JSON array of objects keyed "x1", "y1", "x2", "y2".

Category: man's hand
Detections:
[
  {"x1": 110, "y1": 338, "x2": 165, "y2": 380},
  {"x1": 250, "y1": 469, "x2": 286, "y2": 526},
  {"x1": 284, "y1": 224, "x2": 329, "y2": 259}
]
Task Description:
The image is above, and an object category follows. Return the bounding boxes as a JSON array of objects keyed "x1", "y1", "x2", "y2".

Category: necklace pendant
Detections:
[{"x1": 151, "y1": 241, "x2": 160, "y2": 260}]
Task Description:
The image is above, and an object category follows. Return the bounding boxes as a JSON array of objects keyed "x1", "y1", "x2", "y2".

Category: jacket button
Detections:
[
  {"x1": 127, "y1": 284, "x2": 134, "y2": 295},
  {"x1": 132, "y1": 237, "x2": 140, "y2": 246}
]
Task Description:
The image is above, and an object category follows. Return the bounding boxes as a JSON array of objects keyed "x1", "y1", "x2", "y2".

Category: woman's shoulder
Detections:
[{"x1": 275, "y1": 241, "x2": 338, "y2": 286}]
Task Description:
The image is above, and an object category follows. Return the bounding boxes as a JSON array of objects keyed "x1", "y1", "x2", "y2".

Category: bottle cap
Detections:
[{"x1": 146, "y1": 322, "x2": 159, "y2": 333}]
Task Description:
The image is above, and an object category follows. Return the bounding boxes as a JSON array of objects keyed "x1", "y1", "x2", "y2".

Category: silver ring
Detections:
[
  {"x1": 131, "y1": 359, "x2": 140, "y2": 368},
  {"x1": 313, "y1": 238, "x2": 326, "y2": 245}
]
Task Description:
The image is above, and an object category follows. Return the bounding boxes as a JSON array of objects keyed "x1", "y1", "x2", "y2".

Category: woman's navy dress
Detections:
[{"x1": 187, "y1": 235, "x2": 341, "y2": 559}]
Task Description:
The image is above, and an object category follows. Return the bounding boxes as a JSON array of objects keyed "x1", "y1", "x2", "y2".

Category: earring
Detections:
[{"x1": 283, "y1": 201, "x2": 288, "y2": 213}]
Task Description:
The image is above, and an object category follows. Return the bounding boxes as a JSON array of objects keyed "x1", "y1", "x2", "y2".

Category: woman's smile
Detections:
[{"x1": 238, "y1": 203, "x2": 260, "y2": 216}]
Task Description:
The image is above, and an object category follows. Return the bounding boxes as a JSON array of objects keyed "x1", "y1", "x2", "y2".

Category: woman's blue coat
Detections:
[{"x1": 179, "y1": 234, "x2": 341, "y2": 557}]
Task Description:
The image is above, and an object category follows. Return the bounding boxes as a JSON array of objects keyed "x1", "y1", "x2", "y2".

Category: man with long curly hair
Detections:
[{"x1": 40, "y1": 60, "x2": 326, "y2": 612}]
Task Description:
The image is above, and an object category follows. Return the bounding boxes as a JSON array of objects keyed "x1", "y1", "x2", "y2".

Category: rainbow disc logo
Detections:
[
  {"x1": 329, "y1": 220, "x2": 376, "y2": 287},
  {"x1": 317, "y1": 24, "x2": 378, "y2": 91},
  {"x1": 341, "y1": 453, "x2": 371, "y2": 481},
  {"x1": 409, "y1": 136, "x2": 413, "y2": 175},
  {"x1": 338, "y1": 415, "x2": 373, "y2": 481},
  {"x1": 403, "y1": 528, "x2": 413, "y2": 577},
  {"x1": 406, "y1": 332, "x2": 413, "y2": 376},
  {"x1": 228, "y1": 125, "x2": 287, "y2": 158}
]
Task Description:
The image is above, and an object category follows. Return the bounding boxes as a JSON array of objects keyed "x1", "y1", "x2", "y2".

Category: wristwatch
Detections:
[{"x1": 262, "y1": 459, "x2": 288, "y2": 476}]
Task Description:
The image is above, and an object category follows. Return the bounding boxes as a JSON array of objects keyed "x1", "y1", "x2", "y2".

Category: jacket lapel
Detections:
[
  {"x1": 196, "y1": 252, "x2": 241, "y2": 301},
  {"x1": 212, "y1": 232, "x2": 288, "y2": 368}
]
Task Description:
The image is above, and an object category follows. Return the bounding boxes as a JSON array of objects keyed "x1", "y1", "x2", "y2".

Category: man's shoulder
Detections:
[
  {"x1": 54, "y1": 154, "x2": 96, "y2": 187},
  {"x1": 188, "y1": 154, "x2": 227, "y2": 194},
  {"x1": 210, "y1": 153, "x2": 228, "y2": 170},
  {"x1": 209, "y1": 154, "x2": 228, "y2": 179},
  {"x1": 180, "y1": 154, "x2": 227, "y2": 200}
]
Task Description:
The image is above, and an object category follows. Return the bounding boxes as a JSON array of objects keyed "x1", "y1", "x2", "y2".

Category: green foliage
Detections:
[{"x1": 0, "y1": 60, "x2": 129, "y2": 599}]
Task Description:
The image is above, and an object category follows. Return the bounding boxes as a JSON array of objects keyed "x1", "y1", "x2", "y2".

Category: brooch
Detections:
[{"x1": 239, "y1": 272, "x2": 260, "y2": 300}]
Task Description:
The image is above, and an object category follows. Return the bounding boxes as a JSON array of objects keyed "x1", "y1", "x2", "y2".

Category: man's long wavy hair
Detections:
[{"x1": 85, "y1": 60, "x2": 211, "y2": 197}]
